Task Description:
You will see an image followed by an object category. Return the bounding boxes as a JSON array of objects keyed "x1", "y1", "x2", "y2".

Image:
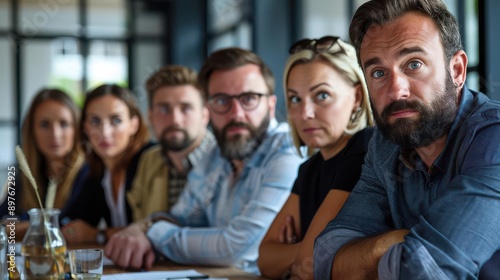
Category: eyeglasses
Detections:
[
  {"x1": 207, "y1": 92, "x2": 269, "y2": 114},
  {"x1": 289, "y1": 36, "x2": 345, "y2": 55}
]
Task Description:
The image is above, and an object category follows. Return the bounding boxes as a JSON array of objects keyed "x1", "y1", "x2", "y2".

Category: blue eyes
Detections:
[
  {"x1": 408, "y1": 61, "x2": 422, "y2": 69},
  {"x1": 317, "y1": 92, "x2": 329, "y2": 100},
  {"x1": 371, "y1": 61, "x2": 422, "y2": 79},
  {"x1": 289, "y1": 96, "x2": 300, "y2": 104},
  {"x1": 288, "y1": 92, "x2": 331, "y2": 105},
  {"x1": 372, "y1": 70, "x2": 384, "y2": 78}
]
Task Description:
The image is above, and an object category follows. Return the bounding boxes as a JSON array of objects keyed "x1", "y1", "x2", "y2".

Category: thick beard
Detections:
[
  {"x1": 213, "y1": 114, "x2": 270, "y2": 160},
  {"x1": 373, "y1": 74, "x2": 458, "y2": 148},
  {"x1": 160, "y1": 127, "x2": 195, "y2": 153}
]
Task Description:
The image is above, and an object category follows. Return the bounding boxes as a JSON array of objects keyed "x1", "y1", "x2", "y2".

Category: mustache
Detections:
[
  {"x1": 380, "y1": 100, "x2": 422, "y2": 119},
  {"x1": 161, "y1": 126, "x2": 187, "y2": 136},
  {"x1": 223, "y1": 121, "x2": 253, "y2": 133}
]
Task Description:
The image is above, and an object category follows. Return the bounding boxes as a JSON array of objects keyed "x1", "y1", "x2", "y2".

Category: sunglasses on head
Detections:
[{"x1": 289, "y1": 36, "x2": 346, "y2": 55}]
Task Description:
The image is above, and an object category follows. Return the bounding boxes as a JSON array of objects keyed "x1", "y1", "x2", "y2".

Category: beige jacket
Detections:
[{"x1": 127, "y1": 145, "x2": 170, "y2": 221}]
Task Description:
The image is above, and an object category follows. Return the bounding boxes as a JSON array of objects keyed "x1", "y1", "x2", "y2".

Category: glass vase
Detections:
[{"x1": 21, "y1": 209, "x2": 66, "y2": 280}]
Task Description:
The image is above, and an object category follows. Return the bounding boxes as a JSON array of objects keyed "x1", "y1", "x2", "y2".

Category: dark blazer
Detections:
[{"x1": 65, "y1": 142, "x2": 155, "y2": 227}]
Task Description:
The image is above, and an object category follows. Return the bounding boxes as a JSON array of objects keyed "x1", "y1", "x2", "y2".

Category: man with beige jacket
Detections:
[{"x1": 127, "y1": 65, "x2": 216, "y2": 221}]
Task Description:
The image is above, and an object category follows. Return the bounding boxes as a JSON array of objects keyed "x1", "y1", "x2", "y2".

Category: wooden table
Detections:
[{"x1": 104, "y1": 260, "x2": 270, "y2": 280}]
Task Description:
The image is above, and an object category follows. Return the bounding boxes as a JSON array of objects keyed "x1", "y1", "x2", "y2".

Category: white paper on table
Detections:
[{"x1": 102, "y1": 269, "x2": 228, "y2": 280}]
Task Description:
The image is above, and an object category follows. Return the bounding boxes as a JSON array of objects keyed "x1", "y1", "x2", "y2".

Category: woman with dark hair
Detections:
[
  {"x1": 62, "y1": 84, "x2": 153, "y2": 245},
  {"x1": 0, "y1": 88, "x2": 87, "y2": 239}
]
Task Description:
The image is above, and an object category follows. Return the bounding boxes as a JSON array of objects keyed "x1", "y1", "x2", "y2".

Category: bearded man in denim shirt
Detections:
[
  {"x1": 314, "y1": 0, "x2": 500, "y2": 279},
  {"x1": 105, "y1": 48, "x2": 302, "y2": 274}
]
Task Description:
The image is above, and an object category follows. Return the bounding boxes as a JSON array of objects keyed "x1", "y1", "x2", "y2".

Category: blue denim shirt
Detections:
[
  {"x1": 147, "y1": 119, "x2": 302, "y2": 274},
  {"x1": 314, "y1": 87, "x2": 500, "y2": 279}
]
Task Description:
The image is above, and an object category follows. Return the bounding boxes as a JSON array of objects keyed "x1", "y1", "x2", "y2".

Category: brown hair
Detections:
[
  {"x1": 198, "y1": 47, "x2": 275, "y2": 98},
  {"x1": 349, "y1": 0, "x2": 462, "y2": 65},
  {"x1": 145, "y1": 65, "x2": 202, "y2": 107},
  {"x1": 81, "y1": 84, "x2": 150, "y2": 177},
  {"x1": 20, "y1": 88, "x2": 84, "y2": 212},
  {"x1": 283, "y1": 38, "x2": 374, "y2": 157}
]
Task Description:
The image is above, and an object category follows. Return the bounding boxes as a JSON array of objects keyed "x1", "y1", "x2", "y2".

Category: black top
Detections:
[
  {"x1": 292, "y1": 128, "x2": 374, "y2": 237},
  {"x1": 65, "y1": 142, "x2": 155, "y2": 227}
]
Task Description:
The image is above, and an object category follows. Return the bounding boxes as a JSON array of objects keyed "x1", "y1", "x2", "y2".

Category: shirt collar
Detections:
[{"x1": 165, "y1": 130, "x2": 217, "y2": 171}]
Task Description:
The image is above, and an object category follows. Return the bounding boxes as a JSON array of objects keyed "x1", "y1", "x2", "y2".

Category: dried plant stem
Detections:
[
  {"x1": 45, "y1": 178, "x2": 58, "y2": 209},
  {"x1": 15, "y1": 145, "x2": 64, "y2": 276},
  {"x1": 15, "y1": 146, "x2": 45, "y2": 211}
]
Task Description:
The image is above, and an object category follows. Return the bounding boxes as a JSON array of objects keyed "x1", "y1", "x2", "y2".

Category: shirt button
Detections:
[{"x1": 428, "y1": 182, "x2": 435, "y2": 187}]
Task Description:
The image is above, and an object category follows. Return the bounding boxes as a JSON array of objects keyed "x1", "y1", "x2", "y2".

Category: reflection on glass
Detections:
[
  {"x1": 19, "y1": 0, "x2": 79, "y2": 35},
  {"x1": 87, "y1": 0, "x2": 127, "y2": 38},
  {"x1": 0, "y1": 0, "x2": 10, "y2": 29},
  {"x1": 87, "y1": 41, "x2": 128, "y2": 90}
]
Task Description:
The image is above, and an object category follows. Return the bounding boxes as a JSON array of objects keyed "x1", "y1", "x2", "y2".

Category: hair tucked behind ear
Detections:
[{"x1": 283, "y1": 38, "x2": 374, "y2": 157}]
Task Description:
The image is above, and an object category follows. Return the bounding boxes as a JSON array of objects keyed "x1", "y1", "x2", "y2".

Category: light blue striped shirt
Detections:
[{"x1": 147, "y1": 119, "x2": 302, "y2": 274}]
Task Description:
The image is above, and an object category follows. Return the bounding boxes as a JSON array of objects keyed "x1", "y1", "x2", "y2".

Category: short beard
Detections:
[
  {"x1": 213, "y1": 114, "x2": 270, "y2": 160},
  {"x1": 159, "y1": 127, "x2": 195, "y2": 154},
  {"x1": 373, "y1": 74, "x2": 458, "y2": 148}
]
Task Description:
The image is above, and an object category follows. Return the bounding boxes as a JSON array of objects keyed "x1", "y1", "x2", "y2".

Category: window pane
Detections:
[
  {"x1": 467, "y1": 71, "x2": 480, "y2": 92},
  {"x1": 0, "y1": 0, "x2": 10, "y2": 29},
  {"x1": 134, "y1": 1, "x2": 163, "y2": 36},
  {"x1": 208, "y1": 22, "x2": 251, "y2": 53},
  {"x1": 87, "y1": 41, "x2": 128, "y2": 90},
  {"x1": 87, "y1": 0, "x2": 127, "y2": 38},
  {"x1": 0, "y1": 39, "x2": 14, "y2": 120},
  {"x1": 465, "y1": 0, "x2": 479, "y2": 66},
  {"x1": 19, "y1": 0, "x2": 79, "y2": 35},
  {"x1": 133, "y1": 42, "x2": 163, "y2": 117},
  {"x1": 208, "y1": 0, "x2": 249, "y2": 33},
  {"x1": 22, "y1": 39, "x2": 83, "y2": 115},
  {"x1": 0, "y1": 126, "x2": 16, "y2": 179}
]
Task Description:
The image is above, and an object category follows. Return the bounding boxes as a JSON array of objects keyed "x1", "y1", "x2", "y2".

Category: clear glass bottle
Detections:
[{"x1": 21, "y1": 209, "x2": 66, "y2": 280}]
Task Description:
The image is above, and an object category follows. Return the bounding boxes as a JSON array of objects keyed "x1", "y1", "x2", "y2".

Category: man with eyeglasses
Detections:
[{"x1": 104, "y1": 47, "x2": 302, "y2": 274}]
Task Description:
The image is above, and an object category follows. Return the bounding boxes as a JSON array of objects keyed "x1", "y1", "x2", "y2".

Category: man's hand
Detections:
[
  {"x1": 279, "y1": 215, "x2": 299, "y2": 244},
  {"x1": 104, "y1": 221, "x2": 156, "y2": 270}
]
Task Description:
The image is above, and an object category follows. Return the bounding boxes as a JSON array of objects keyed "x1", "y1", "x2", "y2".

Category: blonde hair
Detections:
[
  {"x1": 20, "y1": 88, "x2": 84, "y2": 212},
  {"x1": 283, "y1": 38, "x2": 374, "y2": 157}
]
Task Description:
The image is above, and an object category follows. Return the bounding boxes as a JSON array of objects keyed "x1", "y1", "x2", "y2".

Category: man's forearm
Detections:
[{"x1": 332, "y1": 229, "x2": 409, "y2": 279}]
